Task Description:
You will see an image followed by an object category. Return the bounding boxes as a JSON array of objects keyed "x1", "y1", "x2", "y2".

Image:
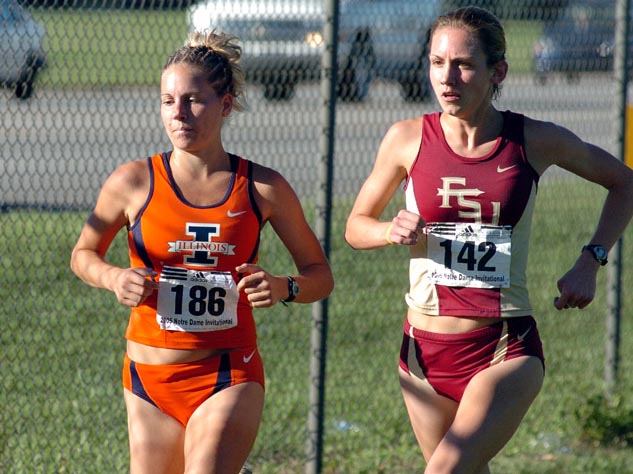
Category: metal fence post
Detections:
[
  {"x1": 605, "y1": 0, "x2": 630, "y2": 397},
  {"x1": 306, "y1": 1, "x2": 339, "y2": 473}
]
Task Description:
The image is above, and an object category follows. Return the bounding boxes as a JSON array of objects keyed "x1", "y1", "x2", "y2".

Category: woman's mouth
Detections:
[{"x1": 442, "y1": 90, "x2": 460, "y2": 102}]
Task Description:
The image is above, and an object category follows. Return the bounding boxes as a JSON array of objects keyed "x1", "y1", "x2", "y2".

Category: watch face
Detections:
[
  {"x1": 594, "y1": 247, "x2": 608, "y2": 260},
  {"x1": 585, "y1": 245, "x2": 608, "y2": 264}
]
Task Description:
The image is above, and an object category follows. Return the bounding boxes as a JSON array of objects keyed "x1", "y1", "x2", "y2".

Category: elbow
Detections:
[
  {"x1": 625, "y1": 166, "x2": 633, "y2": 188},
  {"x1": 344, "y1": 222, "x2": 361, "y2": 250},
  {"x1": 343, "y1": 231, "x2": 355, "y2": 249},
  {"x1": 324, "y1": 272, "x2": 335, "y2": 299},
  {"x1": 611, "y1": 161, "x2": 633, "y2": 190},
  {"x1": 69, "y1": 247, "x2": 79, "y2": 276},
  {"x1": 315, "y1": 266, "x2": 335, "y2": 301},
  {"x1": 608, "y1": 165, "x2": 633, "y2": 199},
  {"x1": 69, "y1": 246, "x2": 88, "y2": 279}
]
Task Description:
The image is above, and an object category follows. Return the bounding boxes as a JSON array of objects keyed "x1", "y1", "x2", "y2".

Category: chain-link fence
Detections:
[{"x1": 2, "y1": 0, "x2": 633, "y2": 473}]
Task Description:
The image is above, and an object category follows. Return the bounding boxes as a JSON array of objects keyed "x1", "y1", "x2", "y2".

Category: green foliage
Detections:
[
  {"x1": 2, "y1": 178, "x2": 633, "y2": 472},
  {"x1": 575, "y1": 394, "x2": 633, "y2": 447},
  {"x1": 30, "y1": 11, "x2": 540, "y2": 89},
  {"x1": 33, "y1": 9, "x2": 188, "y2": 87}
]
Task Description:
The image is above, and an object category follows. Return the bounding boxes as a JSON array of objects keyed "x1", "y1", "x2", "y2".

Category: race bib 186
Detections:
[
  {"x1": 425, "y1": 223, "x2": 512, "y2": 288},
  {"x1": 156, "y1": 266, "x2": 239, "y2": 332}
]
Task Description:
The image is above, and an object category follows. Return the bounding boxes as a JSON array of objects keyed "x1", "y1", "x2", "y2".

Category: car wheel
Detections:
[
  {"x1": 565, "y1": 72, "x2": 580, "y2": 84},
  {"x1": 15, "y1": 54, "x2": 40, "y2": 100},
  {"x1": 338, "y1": 31, "x2": 375, "y2": 102},
  {"x1": 534, "y1": 73, "x2": 548, "y2": 85},
  {"x1": 398, "y1": 58, "x2": 431, "y2": 102},
  {"x1": 399, "y1": 78, "x2": 430, "y2": 102},
  {"x1": 262, "y1": 80, "x2": 295, "y2": 101}
]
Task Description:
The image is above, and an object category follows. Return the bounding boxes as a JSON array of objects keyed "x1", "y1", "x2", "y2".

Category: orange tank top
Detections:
[{"x1": 125, "y1": 152, "x2": 261, "y2": 349}]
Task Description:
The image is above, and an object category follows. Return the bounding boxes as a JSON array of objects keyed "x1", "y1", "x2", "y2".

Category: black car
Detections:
[
  {"x1": 533, "y1": 0, "x2": 631, "y2": 84},
  {"x1": 188, "y1": 0, "x2": 442, "y2": 102},
  {"x1": 0, "y1": 0, "x2": 46, "y2": 99}
]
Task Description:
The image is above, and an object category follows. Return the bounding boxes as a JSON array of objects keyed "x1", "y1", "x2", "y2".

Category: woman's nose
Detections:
[
  {"x1": 172, "y1": 99, "x2": 188, "y2": 119},
  {"x1": 440, "y1": 65, "x2": 456, "y2": 85}
]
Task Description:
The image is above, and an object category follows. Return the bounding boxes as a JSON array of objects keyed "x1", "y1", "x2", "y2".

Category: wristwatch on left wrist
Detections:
[
  {"x1": 582, "y1": 244, "x2": 608, "y2": 266},
  {"x1": 281, "y1": 276, "x2": 299, "y2": 303}
]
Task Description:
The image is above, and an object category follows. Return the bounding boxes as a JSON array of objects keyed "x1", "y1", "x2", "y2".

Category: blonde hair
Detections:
[{"x1": 163, "y1": 29, "x2": 247, "y2": 111}]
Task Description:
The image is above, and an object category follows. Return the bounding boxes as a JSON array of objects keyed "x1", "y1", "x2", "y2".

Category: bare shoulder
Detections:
[
  {"x1": 249, "y1": 161, "x2": 299, "y2": 221},
  {"x1": 383, "y1": 117, "x2": 423, "y2": 149},
  {"x1": 250, "y1": 161, "x2": 288, "y2": 190},
  {"x1": 106, "y1": 158, "x2": 151, "y2": 191},
  {"x1": 523, "y1": 115, "x2": 564, "y2": 139},
  {"x1": 376, "y1": 116, "x2": 423, "y2": 170},
  {"x1": 523, "y1": 115, "x2": 584, "y2": 173},
  {"x1": 95, "y1": 158, "x2": 151, "y2": 224}
]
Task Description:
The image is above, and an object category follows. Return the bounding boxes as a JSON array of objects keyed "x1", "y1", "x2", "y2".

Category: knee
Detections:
[
  {"x1": 423, "y1": 447, "x2": 489, "y2": 474},
  {"x1": 424, "y1": 461, "x2": 489, "y2": 474}
]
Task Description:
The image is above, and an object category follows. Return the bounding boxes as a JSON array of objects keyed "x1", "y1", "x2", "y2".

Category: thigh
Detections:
[
  {"x1": 184, "y1": 381, "x2": 265, "y2": 474},
  {"x1": 124, "y1": 388, "x2": 185, "y2": 474},
  {"x1": 399, "y1": 367, "x2": 458, "y2": 462},
  {"x1": 425, "y1": 356, "x2": 544, "y2": 474}
]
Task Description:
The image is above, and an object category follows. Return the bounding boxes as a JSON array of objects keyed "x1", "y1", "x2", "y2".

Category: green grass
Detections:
[
  {"x1": 505, "y1": 20, "x2": 542, "y2": 74},
  {"x1": 30, "y1": 10, "x2": 541, "y2": 89},
  {"x1": 2, "y1": 177, "x2": 633, "y2": 473},
  {"x1": 33, "y1": 9, "x2": 188, "y2": 87}
]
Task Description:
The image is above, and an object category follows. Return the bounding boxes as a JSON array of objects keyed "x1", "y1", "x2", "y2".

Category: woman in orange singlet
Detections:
[{"x1": 71, "y1": 30, "x2": 333, "y2": 474}]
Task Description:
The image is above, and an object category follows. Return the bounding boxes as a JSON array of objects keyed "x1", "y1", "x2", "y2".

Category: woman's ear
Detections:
[
  {"x1": 222, "y1": 94, "x2": 234, "y2": 117},
  {"x1": 492, "y1": 60, "x2": 508, "y2": 85}
]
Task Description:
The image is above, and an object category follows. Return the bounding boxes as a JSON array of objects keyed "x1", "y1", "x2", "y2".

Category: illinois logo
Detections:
[{"x1": 167, "y1": 222, "x2": 236, "y2": 267}]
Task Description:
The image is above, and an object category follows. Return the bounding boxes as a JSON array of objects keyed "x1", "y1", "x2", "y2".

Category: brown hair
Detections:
[
  {"x1": 430, "y1": 7, "x2": 506, "y2": 99},
  {"x1": 163, "y1": 29, "x2": 247, "y2": 111}
]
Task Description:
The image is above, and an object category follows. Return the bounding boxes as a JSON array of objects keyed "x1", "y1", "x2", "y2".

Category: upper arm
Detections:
[
  {"x1": 525, "y1": 117, "x2": 630, "y2": 189},
  {"x1": 251, "y1": 165, "x2": 329, "y2": 272},
  {"x1": 73, "y1": 160, "x2": 149, "y2": 258},
  {"x1": 348, "y1": 118, "x2": 422, "y2": 219}
]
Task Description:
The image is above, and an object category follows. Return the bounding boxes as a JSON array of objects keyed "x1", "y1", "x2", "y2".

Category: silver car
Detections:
[
  {"x1": 188, "y1": 0, "x2": 441, "y2": 102},
  {"x1": 0, "y1": 0, "x2": 46, "y2": 100}
]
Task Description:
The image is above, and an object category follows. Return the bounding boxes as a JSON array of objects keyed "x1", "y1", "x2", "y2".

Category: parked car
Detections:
[
  {"x1": 444, "y1": 0, "x2": 571, "y2": 20},
  {"x1": 0, "y1": 0, "x2": 46, "y2": 99},
  {"x1": 533, "y1": 0, "x2": 631, "y2": 84},
  {"x1": 188, "y1": 0, "x2": 441, "y2": 102}
]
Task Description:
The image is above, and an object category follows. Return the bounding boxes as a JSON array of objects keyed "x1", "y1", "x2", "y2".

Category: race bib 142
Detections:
[{"x1": 425, "y1": 223, "x2": 512, "y2": 289}]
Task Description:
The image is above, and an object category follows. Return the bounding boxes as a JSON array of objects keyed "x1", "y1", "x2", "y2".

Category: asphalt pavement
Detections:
[{"x1": 0, "y1": 73, "x2": 621, "y2": 209}]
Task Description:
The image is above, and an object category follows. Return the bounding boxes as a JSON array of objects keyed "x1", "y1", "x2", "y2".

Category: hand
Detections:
[
  {"x1": 110, "y1": 267, "x2": 158, "y2": 307},
  {"x1": 386, "y1": 210, "x2": 425, "y2": 246},
  {"x1": 553, "y1": 264, "x2": 597, "y2": 311},
  {"x1": 236, "y1": 263, "x2": 286, "y2": 308}
]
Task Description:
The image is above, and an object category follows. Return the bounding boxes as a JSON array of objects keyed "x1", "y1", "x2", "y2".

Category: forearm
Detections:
[
  {"x1": 345, "y1": 214, "x2": 392, "y2": 250},
  {"x1": 590, "y1": 177, "x2": 633, "y2": 249},
  {"x1": 70, "y1": 248, "x2": 121, "y2": 292},
  {"x1": 291, "y1": 262, "x2": 334, "y2": 303}
]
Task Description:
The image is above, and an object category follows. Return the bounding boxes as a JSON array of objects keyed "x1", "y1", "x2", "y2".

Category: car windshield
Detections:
[
  {"x1": 545, "y1": 2, "x2": 614, "y2": 33},
  {"x1": 1, "y1": 0, "x2": 25, "y2": 25},
  {"x1": 542, "y1": 5, "x2": 615, "y2": 47}
]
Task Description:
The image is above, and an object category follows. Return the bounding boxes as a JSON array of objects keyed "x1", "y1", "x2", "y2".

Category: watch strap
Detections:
[
  {"x1": 281, "y1": 276, "x2": 298, "y2": 303},
  {"x1": 582, "y1": 244, "x2": 608, "y2": 266}
]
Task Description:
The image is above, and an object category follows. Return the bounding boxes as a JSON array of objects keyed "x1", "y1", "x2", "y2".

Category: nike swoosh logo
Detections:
[
  {"x1": 227, "y1": 210, "x2": 247, "y2": 217},
  {"x1": 497, "y1": 164, "x2": 518, "y2": 173},
  {"x1": 517, "y1": 326, "x2": 531, "y2": 341},
  {"x1": 243, "y1": 349, "x2": 257, "y2": 364}
]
